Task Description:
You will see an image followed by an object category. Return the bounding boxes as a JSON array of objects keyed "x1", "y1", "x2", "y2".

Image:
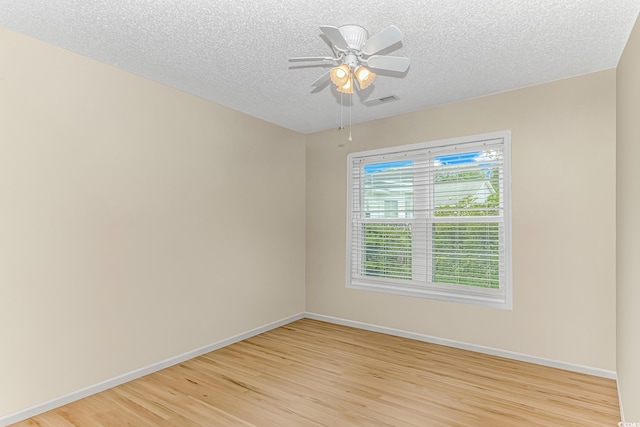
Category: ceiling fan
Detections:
[{"x1": 290, "y1": 25, "x2": 410, "y2": 93}]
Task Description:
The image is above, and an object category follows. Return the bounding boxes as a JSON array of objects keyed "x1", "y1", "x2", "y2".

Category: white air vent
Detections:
[
  {"x1": 378, "y1": 95, "x2": 398, "y2": 103},
  {"x1": 363, "y1": 95, "x2": 400, "y2": 107}
]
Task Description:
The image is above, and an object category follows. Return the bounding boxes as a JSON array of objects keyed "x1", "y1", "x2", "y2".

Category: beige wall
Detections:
[
  {"x1": 0, "y1": 28, "x2": 305, "y2": 416},
  {"x1": 0, "y1": 21, "x2": 626, "y2": 420},
  {"x1": 617, "y1": 13, "x2": 640, "y2": 421},
  {"x1": 306, "y1": 70, "x2": 617, "y2": 371}
]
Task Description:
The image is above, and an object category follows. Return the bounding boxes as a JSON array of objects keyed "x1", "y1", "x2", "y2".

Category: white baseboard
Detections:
[
  {"x1": 304, "y1": 312, "x2": 618, "y2": 380},
  {"x1": 1, "y1": 311, "x2": 619, "y2": 426},
  {"x1": 0, "y1": 312, "x2": 305, "y2": 427}
]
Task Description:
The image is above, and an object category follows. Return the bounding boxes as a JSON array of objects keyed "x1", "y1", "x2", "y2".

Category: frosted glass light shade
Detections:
[
  {"x1": 337, "y1": 76, "x2": 354, "y2": 94},
  {"x1": 330, "y1": 64, "x2": 351, "y2": 86},
  {"x1": 354, "y1": 66, "x2": 376, "y2": 89}
]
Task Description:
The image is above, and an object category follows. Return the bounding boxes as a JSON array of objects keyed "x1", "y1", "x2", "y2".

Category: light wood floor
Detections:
[{"x1": 14, "y1": 319, "x2": 620, "y2": 426}]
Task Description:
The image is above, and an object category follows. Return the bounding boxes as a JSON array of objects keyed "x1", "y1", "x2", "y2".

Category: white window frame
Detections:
[{"x1": 346, "y1": 131, "x2": 512, "y2": 309}]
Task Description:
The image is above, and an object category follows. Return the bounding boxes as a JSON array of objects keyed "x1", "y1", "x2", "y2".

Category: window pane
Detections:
[
  {"x1": 434, "y1": 150, "x2": 502, "y2": 217},
  {"x1": 432, "y1": 222, "x2": 499, "y2": 288},
  {"x1": 364, "y1": 160, "x2": 414, "y2": 219},
  {"x1": 363, "y1": 223, "x2": 412, "y2": 279}
]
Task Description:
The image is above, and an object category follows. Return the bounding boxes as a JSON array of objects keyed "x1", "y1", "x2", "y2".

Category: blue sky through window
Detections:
[
  {"x1": 436, "y1": 151, "x2": 481, "y2": 165},
  {"x1": 364, "y1": 160, "x2": 413, "y2": 173},
  {"x1": 364, "y1": 151, "x2": 483, "y2": 173},
  {"x1": 364, "y1": 151, "x2": 495, "y2": 178},
  {"x1": 436, "y1": 151, "x2": 492, "y2": 178}
]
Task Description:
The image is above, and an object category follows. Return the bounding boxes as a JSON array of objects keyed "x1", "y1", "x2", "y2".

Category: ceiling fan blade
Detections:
[
  {"x1": 367, "y1": 55, "x2": 411, "y2": 73},
  {"x1": 320, "y1": 26, "x2": 350, "y2": 52},
  {"x1": 361, "y1": 25, "x2": 404, "y2": 56},
  {"x1": 310, "y1": 70, "x2": 331, "y2": 87},
  {"x1": 289, "y1": 56, "x2": 337, "y2": 62}
]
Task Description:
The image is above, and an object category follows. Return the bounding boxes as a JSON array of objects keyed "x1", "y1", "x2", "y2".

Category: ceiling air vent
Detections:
[
  {"x1": 378, "y1": 95, "x2": 398, "y2": 103},
  {"x1": 363, "y1": 95, "x2": 399, "y2": 107}
]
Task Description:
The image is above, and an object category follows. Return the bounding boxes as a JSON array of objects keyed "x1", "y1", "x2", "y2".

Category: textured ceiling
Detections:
[{"x1": 1, "y1": 1, "x2": 639, "y2": 134}]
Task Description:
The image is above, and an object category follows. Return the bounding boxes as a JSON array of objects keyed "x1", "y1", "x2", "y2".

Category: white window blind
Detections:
[{"x1": 347, "y1": 132, "x2": 512, "y2": 309}]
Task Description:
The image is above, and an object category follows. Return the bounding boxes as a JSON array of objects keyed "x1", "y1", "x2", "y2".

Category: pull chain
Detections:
[
  {"x1": 348, "y1": 92, "x2": 352, "y2": 142},
  {"x1": 340, "y1": 92, "x2": 344, "y2": 130}
]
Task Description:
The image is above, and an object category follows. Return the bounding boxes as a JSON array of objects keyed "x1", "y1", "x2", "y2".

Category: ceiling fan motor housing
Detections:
[
  {"x1": 343, "y1": 53, "x2": 359, "y2": 69},
  {"x1": 338, "y1": 25, "x2": 369, "y2": 51}
]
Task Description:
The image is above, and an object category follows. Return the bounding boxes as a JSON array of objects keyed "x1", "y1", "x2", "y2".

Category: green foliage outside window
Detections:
[
  {"x1": 363, "y1": 189, "x2": 500, "y2": 288},
  {"x1": 363, "y1": 223, "x2": 412, "y2": 279}
]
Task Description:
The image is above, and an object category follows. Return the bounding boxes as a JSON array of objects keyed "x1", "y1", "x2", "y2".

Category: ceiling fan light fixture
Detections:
[
  {"x1": 290, "y1": 24, "x2": 409, "y2": 141},
  {"x1": 330, "y1": 64, "x2": 351, "y2": 86},
  {"x1": 354, "y1": 66, "x2": 376, "y2": 89}
]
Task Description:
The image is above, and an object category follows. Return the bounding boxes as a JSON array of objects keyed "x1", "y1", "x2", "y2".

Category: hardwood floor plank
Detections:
[{"x1": 12, "y1": 319, "x2": 619, "y2": 426}]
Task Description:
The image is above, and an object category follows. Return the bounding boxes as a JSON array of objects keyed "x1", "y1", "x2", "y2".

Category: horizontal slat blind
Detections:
[{"x1": 349, "y1": 138, "x2": 507, "y2": 301}]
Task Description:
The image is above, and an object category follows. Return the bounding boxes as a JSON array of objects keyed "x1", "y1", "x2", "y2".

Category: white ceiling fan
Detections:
[{"x1": 290, "y1": 25, "x2": 410, "y2": 93}]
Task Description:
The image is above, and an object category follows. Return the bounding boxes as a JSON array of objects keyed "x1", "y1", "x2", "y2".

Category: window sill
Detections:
[{"x1": 348, "y1": 280, "x2": 512, "y2": 310}]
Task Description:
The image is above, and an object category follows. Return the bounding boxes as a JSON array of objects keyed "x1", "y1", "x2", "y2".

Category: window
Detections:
[{"x1": 347, "y1": 131, "x2": 512, "y2": 309}]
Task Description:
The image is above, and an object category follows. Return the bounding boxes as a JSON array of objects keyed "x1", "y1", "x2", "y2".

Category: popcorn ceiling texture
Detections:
[{"x1": 1, "y1": 0, "x2": 638, "y2": 134}]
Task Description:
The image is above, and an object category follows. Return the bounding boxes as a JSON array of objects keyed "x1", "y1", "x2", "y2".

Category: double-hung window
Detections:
[{"x1": 347, "y1": 131, "x2": 512, "y2": 309}]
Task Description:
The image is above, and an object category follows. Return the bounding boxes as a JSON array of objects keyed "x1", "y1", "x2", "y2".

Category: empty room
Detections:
[{"x1": 1, "y1": 1, "x2": 639, "y2": 425}]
